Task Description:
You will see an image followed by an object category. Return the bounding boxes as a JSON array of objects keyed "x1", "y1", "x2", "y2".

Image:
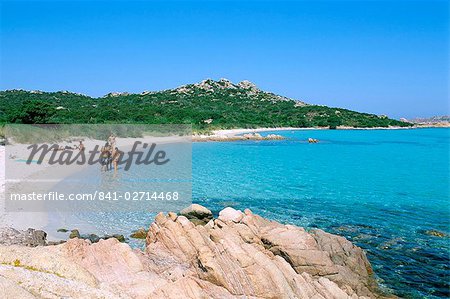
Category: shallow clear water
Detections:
[
  {"x1": 191, "y1": 128, "x2": 450, "y2": 298},
  {"x1": 54, "y1": 128, "x2": 449, "y2": 298}
]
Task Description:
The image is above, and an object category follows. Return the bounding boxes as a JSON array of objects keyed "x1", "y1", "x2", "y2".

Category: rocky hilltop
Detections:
[
  {"x1": 170, "y1": 78, "x2": 305, "y2": 104},
  {"x1": 0, "y1": 79, "x2": 411, "y2": 130},
  {"x1": 0, "y1": 205, "x2": 390, "y2": 299}
]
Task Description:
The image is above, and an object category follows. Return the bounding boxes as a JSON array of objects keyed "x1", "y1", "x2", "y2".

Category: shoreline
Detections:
[
  {"x1": 0, "y1": 129, "x2": 447, "y2": 298},
  {"x1": 0, "y1": 204, "x2": 384, "y2": 298},
  {"x1": 1, "y1": 126, "x2": 448, "y2": 238},
  {"x1": 0, "y1": 135, "x2": 188, "y2": 240},
  {"x1": 193, "y1": 124, "x2": 449, "y2": 141}
]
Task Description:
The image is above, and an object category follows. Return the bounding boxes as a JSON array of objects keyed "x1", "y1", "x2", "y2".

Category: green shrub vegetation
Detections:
[{"x1": 0, "y1": 80, "x2": 412, "y2": 133}]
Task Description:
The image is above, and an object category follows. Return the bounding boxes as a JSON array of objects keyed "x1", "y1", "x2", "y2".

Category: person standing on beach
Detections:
[
  {"x1": 78, "y1": 140, "x2": 85, "y2": 152},
  {"x1": 108, "y1": 134, "x2": 116, "y2": 149},
  {"x1": 112, "y1": 147, "x2": 122, "y2": 172},
  {"x1": 107, "y1": 145, "x2": 113, "y2": 171},
  {"x1": 100, "y1": 142, "x2": 111, "y2": 172}
]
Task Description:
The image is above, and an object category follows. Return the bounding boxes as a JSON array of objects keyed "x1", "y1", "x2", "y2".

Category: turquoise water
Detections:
[
  {"x1": 54, "y1": 128, "x2": 449, "y2": 298},
  {"x1": 192, "y1": 128, "x2": 449, "y2": 298}
]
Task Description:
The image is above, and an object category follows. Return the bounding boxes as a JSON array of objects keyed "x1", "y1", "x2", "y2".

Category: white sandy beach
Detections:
[
  {"x1": 0, "y1": 134, "x2": 189, "y2": 239},
  {"x1": 0, "y1": 125, "x2": 436, "y2": 239},
  {"x1": 193, "y1": 127, "x2": 325, "y2": 140},
  {"x1": 192, "y1": 125, "x2": 419, "y2": 141}
]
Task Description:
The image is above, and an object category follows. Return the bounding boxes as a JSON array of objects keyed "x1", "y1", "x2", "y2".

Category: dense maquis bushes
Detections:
[{"x1": 0, "y1": 80, "x2": 412, "y2": 132}]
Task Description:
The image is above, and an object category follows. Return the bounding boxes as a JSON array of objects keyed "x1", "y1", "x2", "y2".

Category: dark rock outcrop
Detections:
[
  {"x1": 130, "y1": 227, "x2": 148, "y2": 239},
  {"x1": 69, "y1": 229, "x2": 81, "y2": 239},
  {"x1": 0, "y1": 227, "x2": 47, "y2": 247}
]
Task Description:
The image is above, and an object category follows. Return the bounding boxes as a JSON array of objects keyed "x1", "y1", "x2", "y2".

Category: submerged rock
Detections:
[
  {"x1": 113, "y1": 234, "x2": 126, "y2": 242},
  {"x1": 130, "y1": 227, "x2": 148, "y2": 239},
  {"x1": 0, "y1": 207, "x2": 387, "y2": 298},
  {"x1": 69, "y1": 229, "x2": 80, "y2": 239},
  {"x1": 424, "y1": 230, "x2": 448, "y2": 238},
  {"x1": 104, "y1": 234, "x2": 126, "y2": 243},
  {"x1": 85, "y1": 234, "x2": 101, "y2": 243},
  {"x1": 378, "y1": 237, "x2": 404, "y2": 250},
  {"x1": 66, "y1": 230, "x2": 126, "y2": 243}
]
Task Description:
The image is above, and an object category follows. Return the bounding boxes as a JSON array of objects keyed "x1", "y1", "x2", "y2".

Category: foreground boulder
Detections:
[
  {"x1": 179, "y1": 203, "x2": 213, "y2": 225},
  {"x1": 0, "y1": 206, "x2": 387, "y2": 298},
  {"x1": 218, "y1": 206, "x2": 244, "y2": 222},
  {"x1": 147, "y1": 207, "x2": 381, "y2": 298}
]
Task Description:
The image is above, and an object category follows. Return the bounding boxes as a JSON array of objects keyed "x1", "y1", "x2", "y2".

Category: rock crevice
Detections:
[{"x1": 0, "y1": 206, "x2": 389, "y2": 298}]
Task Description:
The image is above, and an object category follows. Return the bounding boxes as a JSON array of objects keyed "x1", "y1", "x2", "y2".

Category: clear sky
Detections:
[{"x1": 0, "y1": 0, "x2": 448, "y2": 118}]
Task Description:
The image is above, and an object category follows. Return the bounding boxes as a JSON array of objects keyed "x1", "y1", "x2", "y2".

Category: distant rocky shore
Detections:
[
  {"x1": 400, "y1": 115, "x2": 450, "y2": 127},
  {"x1": 192, "y1": 124, "x2": 450, "y2": 143},
  {"x1": 193, "y1": 132, "x2": 285, "y2": 142},
  {"x1": 0, "y1": 204, "x2": 392, "y2": 298}
]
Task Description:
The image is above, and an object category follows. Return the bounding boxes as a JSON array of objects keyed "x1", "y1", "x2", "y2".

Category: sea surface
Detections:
[{"x1": 54, "y1": 128, "x2": 449, "y2": 298}]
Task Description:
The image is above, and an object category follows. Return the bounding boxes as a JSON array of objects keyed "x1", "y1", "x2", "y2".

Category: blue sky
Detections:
[{"x1": 0, "y1": 0, "x2": 448, "y2": 118}]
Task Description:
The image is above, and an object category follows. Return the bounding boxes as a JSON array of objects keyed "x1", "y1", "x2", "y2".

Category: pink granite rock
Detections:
[{"x1": 0, "y1": 205, "x2": 386, "y2": 298}]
